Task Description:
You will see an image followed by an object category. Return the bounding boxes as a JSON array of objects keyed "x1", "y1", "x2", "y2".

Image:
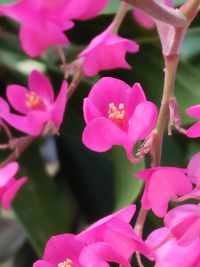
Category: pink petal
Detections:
[
  {"x1": 64, "y1": 0, "x2": 109, "y2": 20},
  {"x1": 77, "y1": 205, "x2": 135, "y2": 244},
  {"x1": 51, "y1": 80, "x2": 68, "y2": 126},
  {"x1": 186, "y1": 121, "x2": 200, "y2": 138},
  {"x1": 148, "y1": 169, "x2": 192, "y2": 217},
  {"x1": 128, "y1": 101, "x2": 158, "y2": 140},
  {"x1": 186, "y1": 105, "x2": 200, "y2": 118},
  {"x1": 126, "y1": 101, "x2": 158, "y2": 160},
  {"x1": 6, "y1": 85, "x2": 30, "y2": 114},
  {"x1": 83, "y1": 98, "x2": 102, "y2": 124},
  {"x1": 2, "y1": 111, "x2": 48, "y2": 136},
  {"x1": 187, "y1": 152, "x2": 200, "y2": 185},
  {"x1": 0, "y1": 162, "x2": 19, "y2": 187},
  {"x1": 82, "y1": 117, "x2": 128, "y2": 152},
  {"x1": 132, "y1": 8, "x2": 155, "y2": 29},
  {"x1": 84, "y1": 77, "x2": 132, "y2": 117},
  {"x1": 2, "y1": 177, "x2": 27, "y2": 211},
  {"x1": 28, "y1": 70, "x2": 54, "y2": 104},
  {"x1": 0, "y1": 97, "x2": 10, "y2": 114},
  {"x1": 79, "y1": 242, "x2": 131, "y2": 267},
  {"x1": 33, "y1": 260, "x2": 55, "y2": 267},
  {"x1": 44, "y1": 234, "x2": 84, "y2": 265}
]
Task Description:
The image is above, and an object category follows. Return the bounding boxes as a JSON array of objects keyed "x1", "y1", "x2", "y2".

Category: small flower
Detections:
[
  {"x1": 136, "y1": 167, "x2": 193, "y2": 217},
  {"x1": 0, "y1": 162, "x2": 27, "y2": 211},
  {"x1": 186, "y1": 105, "x2": 200, "y2": 138},
  {"x1": 82, "y1": 77, "x2": 158, "y2": 162},
  {"x1": 0, "y1": 70, "x2": 68, "y2": 136},
  {"x1": 78, "y1": 23, "x2": 139, "y2": 77}
]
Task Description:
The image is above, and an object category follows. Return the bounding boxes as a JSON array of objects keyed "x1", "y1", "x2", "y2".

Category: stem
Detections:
[
  {"x1": 68, "y1": 67, "x2": 83, "y2": 99},
  {"x1": 154, "y1": 55, "x2": 179, "y2": 165},
  {"x1": 0, "y1": 136, "x2": 35, "y2": 167},
  {"x1": 122, "y1": 0, "x2": 187, "y2": 27},
  {"x1": 56, "y1": 45, "x2": 67, "y2": 65},
  {"x1": 112, "y1": 1, "x2": 129, "y2": 33}
]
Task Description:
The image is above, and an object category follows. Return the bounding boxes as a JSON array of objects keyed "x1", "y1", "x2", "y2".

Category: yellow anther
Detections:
[
  {"x1": 25, "y1": 91, "x2": 41, "y2": 108},
  {"x1": 58, "y1": 259, "x2": 72, "y2": 267},
  {"x1": 108, "y1": 102, "x2": 126, "y2": 121}
]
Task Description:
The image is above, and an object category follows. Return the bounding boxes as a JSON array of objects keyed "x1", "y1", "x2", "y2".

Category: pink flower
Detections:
[
  {"x1": 33, "y1": 205, "x2": 148, "y2": 267},
  {"x1": 132, "y1": 8, "x2": 155, "y2": 29},
  {"x1": 64, "y1": 0, "x2": 109, "y2": 20},
  {"x1": 0, "y1": 0, "x2": 74, "y2": 56},
  {"x1": 136, "y1": 167, "x2": 193, "y2": 217},
  {"x1": 0, "y1": 70, "x2": 68, "y2": 136},
  {"x1": 82, "y1": 77, "x2": 158, "y2": 162},
  {"x1": 186, "y1": 105, "x2": 200, "y2": 138},
  {"x1": 0, "y1": 162, "x2": 27, "y2": 211},
  {"x1": 78, "y1": 23, "x2": 139, "y2": 76}
]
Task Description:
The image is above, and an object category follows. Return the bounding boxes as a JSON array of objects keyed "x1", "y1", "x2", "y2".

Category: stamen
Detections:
[
  {"x1": 58, "y1": 259, "x2": 73, "y2": 267},
  {"x1": 25, "y1": 91, "x2": 43, "y2": 109},
  {"x1": 108, "y1": 102, "x2": 126, "y2": 120}
]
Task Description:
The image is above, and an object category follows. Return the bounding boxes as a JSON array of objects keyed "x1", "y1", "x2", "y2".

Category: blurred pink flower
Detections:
[
  {"x1": 132, "y1": 8, "x2": 155, "y2": 29},
  {"x1": 0, "y1": 162, "x2": 27, "y2": 211},
  {"x1": 82, "y1": 77, "x2": 158, "y2": 162},
  {"x1": 0, "y1": 0, "x2": 75, "y2": 56},
  {"x1": 0, "y1": 70, "x2": 68, "y2": 136},
  {"x1": 79, "y1": 23, "x2": 139, "y2": 76},
  {"x1": 186, "y1": 105, "x2": 200, "y2": 138},
  {"x1": 136, "y1": 167, "x2": 193, "y2": 217}
]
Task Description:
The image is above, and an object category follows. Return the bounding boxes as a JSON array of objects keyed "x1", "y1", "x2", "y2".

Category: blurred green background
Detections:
[{"x1": 0, "y1": 0, "x2": 200, "y2": 266}]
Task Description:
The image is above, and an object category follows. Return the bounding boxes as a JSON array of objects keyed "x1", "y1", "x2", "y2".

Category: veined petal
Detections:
[
  {"x1": 82, "y1": 117, "x2": 128, "y2": 152},
  {"x1": 28, "y1": 70, "x2": 54, "y2": 104},
  {"x1": 2, "y1": 177, "x2": 27, "y2": 211},
  {"x1": 83, "y1": 98, "x2": 102, "y2": 124}
]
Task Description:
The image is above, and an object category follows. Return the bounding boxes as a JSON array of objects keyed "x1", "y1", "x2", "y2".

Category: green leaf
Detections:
[
  {"x1": 0, "y1": 0, "x2": 17, "y2": 4},
  {"x1": 102, "y1": 0, "x2": 120, "y2": 14},
  {"x1": 112, "y1": 147, "x2": 144, "y2": 210},
  {"x1": 13, "y1": 140, "x2": 70, "y2": 257}
]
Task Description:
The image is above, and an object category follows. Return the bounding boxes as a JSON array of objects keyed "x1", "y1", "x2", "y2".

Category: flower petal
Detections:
[
  {"x1": 82, "y1": 117, "x2": 128, "y2": 152},
  {"x1": 79, "y1": 242, "x2": 131, "y2": 267},
  {"x1": 186, "y1": 121, "x2": 200, "y2": 138},
  {"x1": 28, "y1": 70, "x2": 54, "y2": 104},
  {"x1": 148, "y1": 169, "x2": 192, "y2": 217},
  {"x1": 187, "y1": 152, "x2": 200, "y2": 185},
  {"x1": 2, "y1": 177, "x2": 27, "y2": 211},
  {"x1": 85, "y1": 77, "x2": 132, "y2": 117},
  {"x1": 6, "y1": 85, "x2": 30, "y2": 114},
  {"x1": 186, "y1": 105, "x2": 200, "y2": 118},
  {"x1": 33, "y1": 260, "x2": 55, "y2": 267},
  {"x1": 43, "y1": 234, "x2": 84, "y2": 265},
  {"x1": 51, "y1": 80, "x2": 68, "y2": 126},
  {"x1": 0, "y1": 162, "x2": 19, "y2": 187}
]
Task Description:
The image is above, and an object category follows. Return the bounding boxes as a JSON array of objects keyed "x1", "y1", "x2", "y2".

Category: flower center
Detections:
[
  {"x1": 25, "y1": 91, "x2": 45, "y2": 110},
  {"x1": 108, "y1": 102, "x2": 127, "y2": 129},
  {"x1": 58, "y1": 259, "x2": 73, "y2": 267}
]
